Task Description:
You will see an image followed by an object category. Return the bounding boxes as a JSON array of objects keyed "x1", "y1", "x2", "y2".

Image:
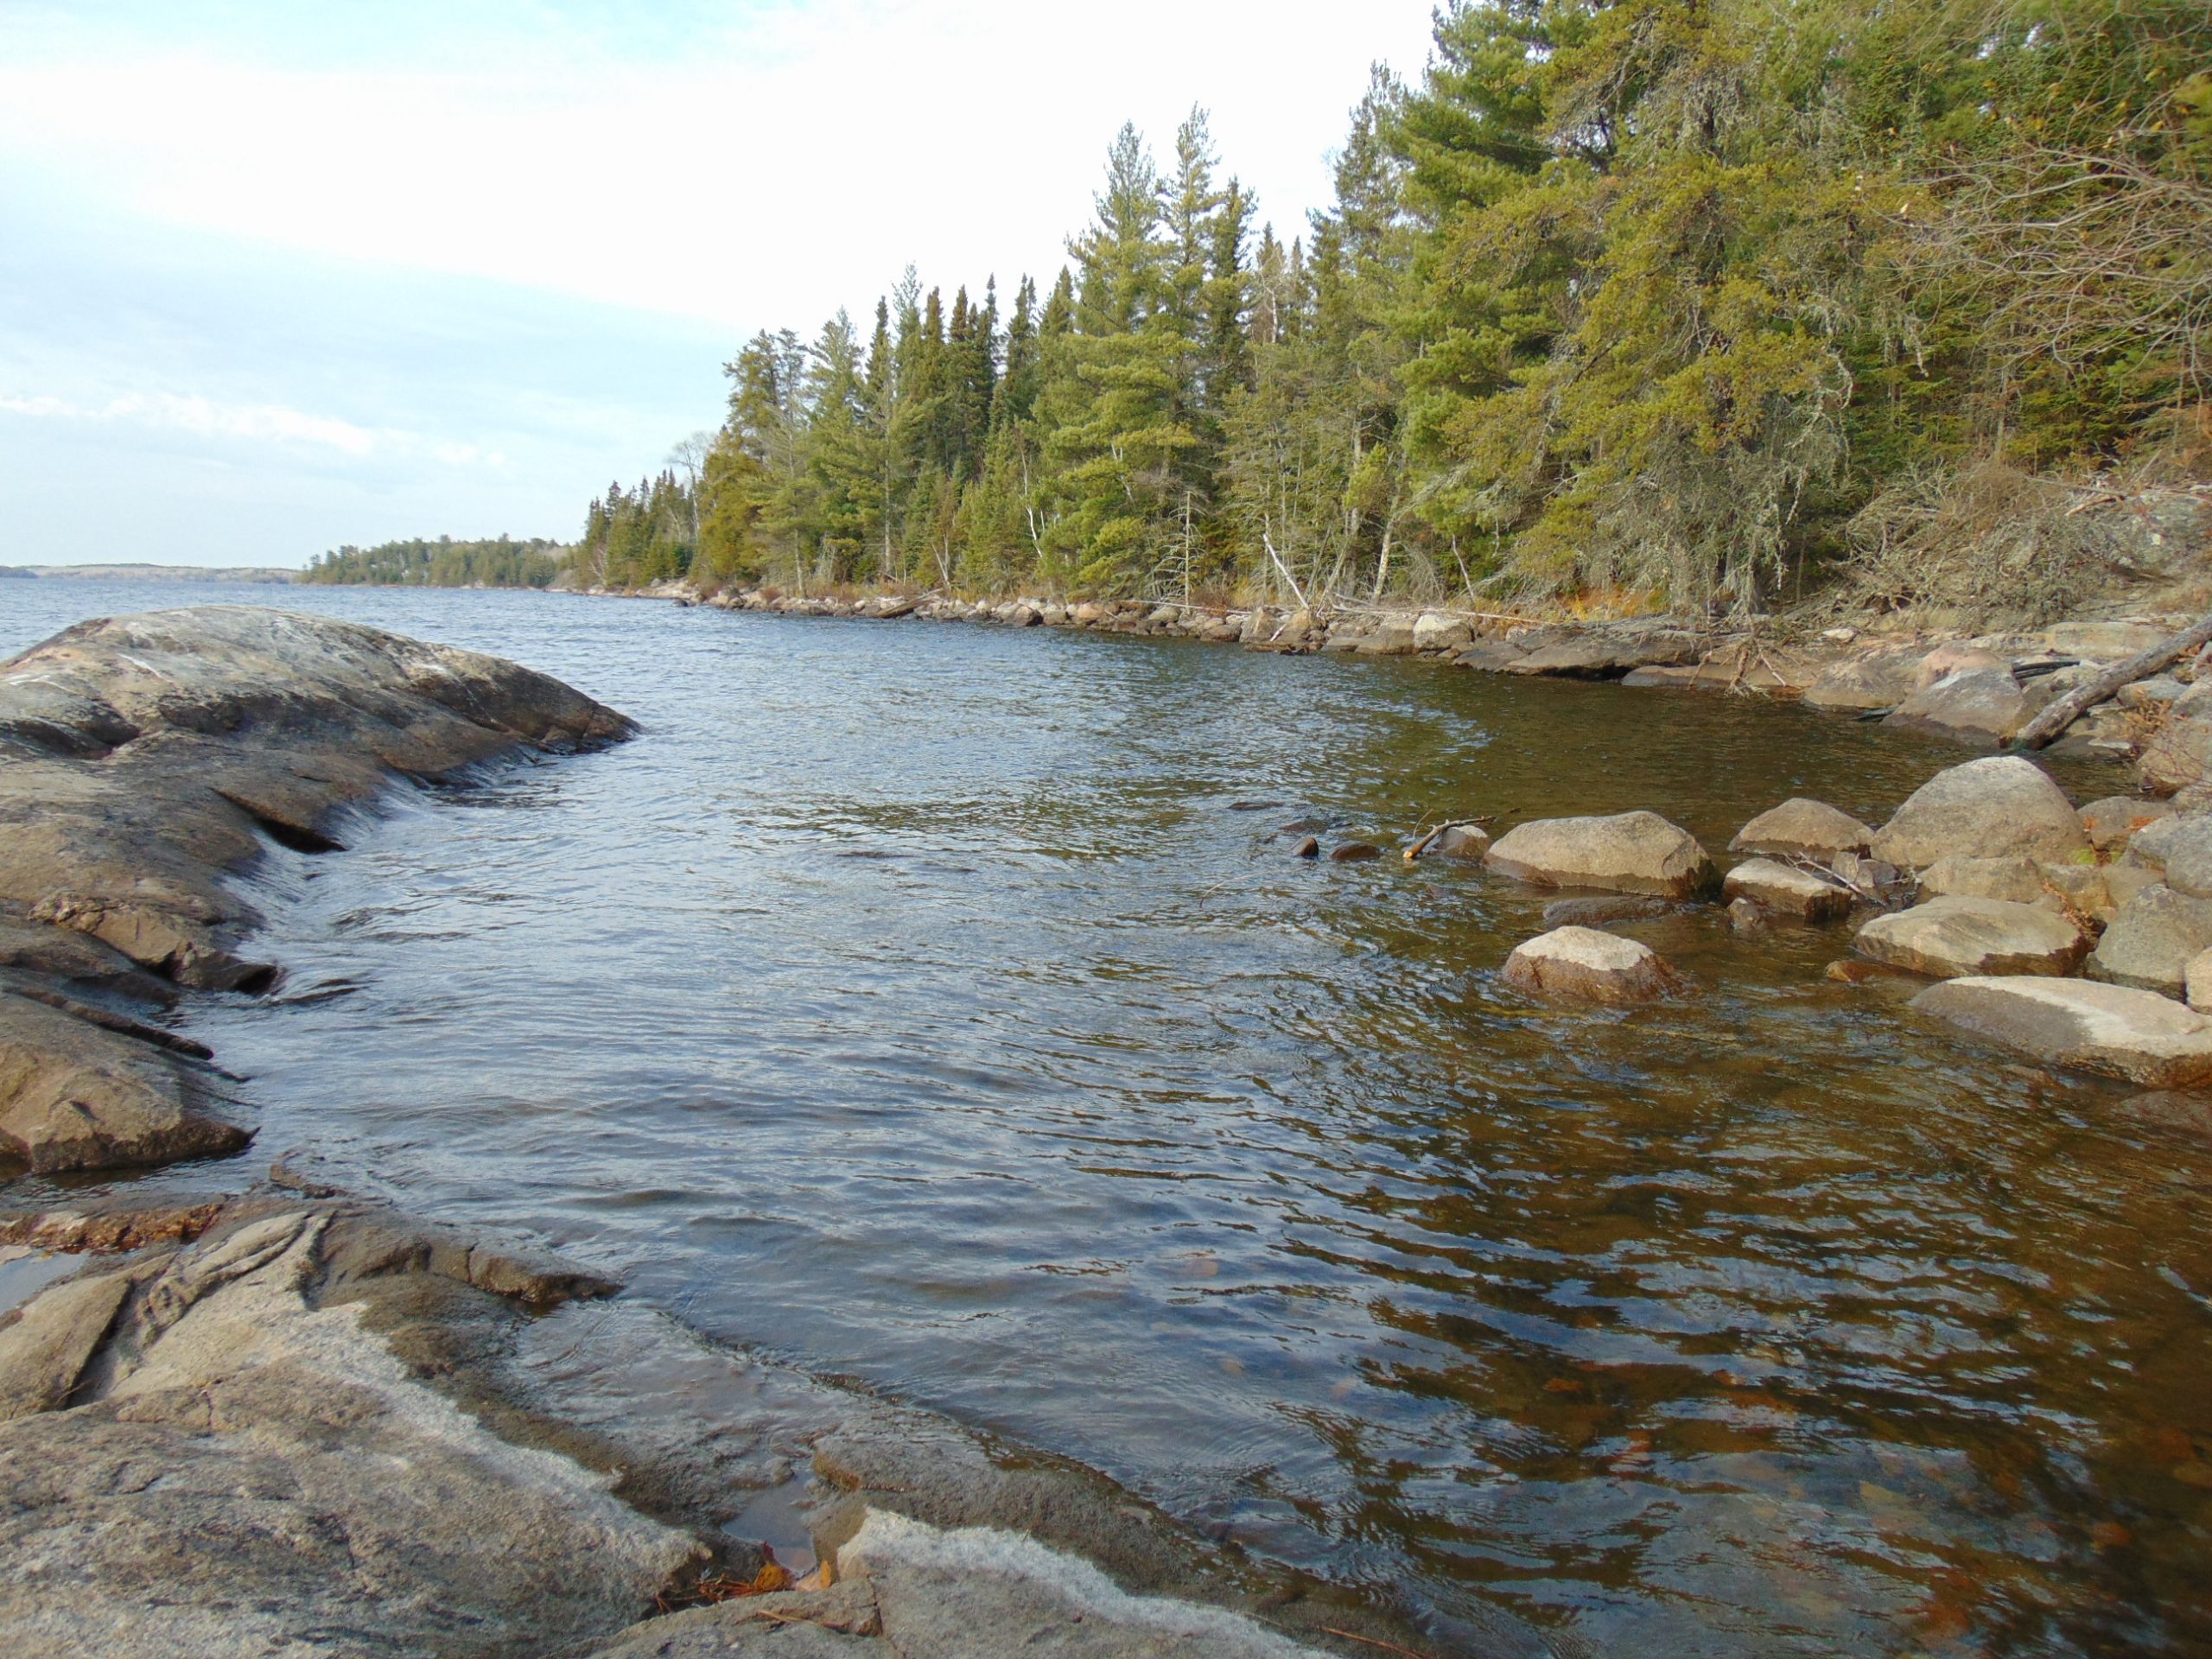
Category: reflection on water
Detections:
[{"x1": 5, "y1": 582, "x2": 2209, "y2": 1656}]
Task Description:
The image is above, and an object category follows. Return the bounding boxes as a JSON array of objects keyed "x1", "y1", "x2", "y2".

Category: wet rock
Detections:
[
  {"x1": 1424, "y1": 823, "x2": 1491, "y2": 861},
  {"x1": 1729, "y1": 798, "x2": 1873, "y2": 861},
  {"x1": 1911, "y1": 976, "x2": 2212, "y2": 1087},
  {"x1": 0, "y1": 995, "x2": 249, "y2": 1175},
  {"x1": 2080, "y1": 795, "x2": 2175, "y2": 854},
  {"x1": 1869, "y1": 756, "x2": 2088, "y2": 870},
  {"x1": 1884, "y1": 669, "x2": 2032, "y2": 747},
  {"x1": 1329, "y1": 842, "x2": 1382, "y2": 863},
  {"x1": 1540, "y1": 894, "x2": 1675, "y2": 928},
  {"x1": 1801, "y1": 648, "x2": 1925, "y2": 713},
  {"x1": 1452, "y1": 639, "x2": 1529, "y2": 672},
  {"x1": 1290, "y1": 836, "x2": 1319, "y2": 859},
  {"x1": 1723, "y1": 858, "x2": 1853, "y2": 921},
  {"x1": 1499, "y1": 623, "x2": 1701, "y2": 679},
  {"x1": 1726, "y1": 895, "x2": 1771, "y2": 934},
  {"x1": 2086, "y1": 885, "x2": 2212, "y2": 995},
  {"x1": 1854, "y1": 896, "x2": 2089, "y2": 978},
  {"x1": 1826, "y1": 957, "x2": 1920, "y2": 985},
  {"x1": 1484, "y1": 810, "x2": 1716, "y2": 899},
  {"x1": 0, "y1": 1207, "x2": 701, "y2": 1658},
  {"x1": 1500, "y1": 926, "x2": 1688, "y2": 1005}
]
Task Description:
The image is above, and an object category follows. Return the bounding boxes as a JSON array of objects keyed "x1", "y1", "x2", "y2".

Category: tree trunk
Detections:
[{"x1": 2010, "y1": 609, "x2": 2212, "y2": 750}]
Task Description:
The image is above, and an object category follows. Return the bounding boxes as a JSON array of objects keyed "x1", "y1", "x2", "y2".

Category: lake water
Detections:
[{"x1": 4, "y1": 579, "x2": 2208, "y2": 1657}]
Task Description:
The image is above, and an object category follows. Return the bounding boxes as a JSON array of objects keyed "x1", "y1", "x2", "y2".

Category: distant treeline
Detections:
[
  {"x1": 302, "y1": 537, "x2": 566, "y2": 588},
  {"x1": 572, "y1": 0, "x2": 2209, "y2": 618}
]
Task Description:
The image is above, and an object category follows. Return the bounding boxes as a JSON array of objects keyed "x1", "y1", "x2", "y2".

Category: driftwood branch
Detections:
[{"x1": 2011, "y1": 610, "x2": 2212, "y2": 750}]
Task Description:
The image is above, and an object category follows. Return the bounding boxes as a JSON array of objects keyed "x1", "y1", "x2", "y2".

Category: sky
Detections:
[{"x1": 0, "y1": 0, "x2": 1440, "y2": 570}]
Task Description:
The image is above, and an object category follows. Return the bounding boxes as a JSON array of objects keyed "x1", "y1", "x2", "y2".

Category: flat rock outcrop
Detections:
[
  {"x1": 1912, "y1": 976, "x2": 2212, "y2": 1086},
  {"x1": 1855, "y1": 895, "x2": 2089, "y2": 978},
  {"x1": 0, "y1": 607, "x2": 634, "y2": 1173},
  {"x1": 1484, "y1": 810, "x2": 1716, "y2": 898},
  {"x1": 1869, "y1": 756, "x2": 2088, "y2": 870},
  {"x1": 1500, "y1": 925, "x2": 1688, "y2": 1003}
]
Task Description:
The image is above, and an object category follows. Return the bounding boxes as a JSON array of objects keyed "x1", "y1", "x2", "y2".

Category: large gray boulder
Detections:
[
  {"x1": 1884, "y1": 669, "x2": 2033, "y2": 747},
  {"x1": 1912, "y1": 976, "x2": 2212, "y2": 1086},
  {"x1": 2086, "y1": 884, "x2": 2212, "y2": 995},
  {"x1": 1855, "y1": 896, "x2": 2088, "y2": 978},
  {"x1": 1484, "y1": 810, "x2": 1716, "y2": 898},
  {"x1": 2139, "y1": 684, "x2": 2212, "y2": 795},
  {"x1": 1916, "y1": 855, "x2": 2054, "y2": 909},
  {"x1": 1499, "y1": 926, "x2": 1688, "y2": 1004},
  {"x1": 1870, "y1": 757, "x2": 2088, "y2": 870},
  {"x1": 1728, "y1": 798, "x2": 1872, "y2": 861}
]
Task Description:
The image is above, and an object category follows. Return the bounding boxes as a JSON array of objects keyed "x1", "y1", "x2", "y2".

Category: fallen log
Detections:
[{"x1": 2009, "y1": 610, "x2": 2212, "y2": 751}]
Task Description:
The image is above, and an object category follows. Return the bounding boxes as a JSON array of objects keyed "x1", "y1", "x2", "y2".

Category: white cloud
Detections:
[
  {"x1": 0, "y1": 1, "x2": 1437, "y2": 334},
  {"x1": 0, "y1": 388, "x2": 505, "y2": 466}
]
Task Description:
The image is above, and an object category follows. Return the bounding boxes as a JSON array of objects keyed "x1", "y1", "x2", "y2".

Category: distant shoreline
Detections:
[{"x1": 0, "y1": 563, "x2": 298, "y2": 583}]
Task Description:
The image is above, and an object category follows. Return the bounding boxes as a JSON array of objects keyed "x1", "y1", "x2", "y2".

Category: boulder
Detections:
[
  {"x1": 1452, "y1": 639, "x2": 1529, "y2": 672},
  {"x1": 1499, "y1": 623, "x2": 1701, "y2": 679},
  {"x1": 1722, "y1": 859, "x2": 1853, "y2": 921},
  {"x1": 1869, "y1": 756, "x2": 2088, "y2": 869},
  {"x1": 2117, "y1": 677, "x2": 2186, "y2": 711},
  {"x1": 1289, "y1": 836, "x2": 1319, "y2": 860},
  {"x1": 1484, "y1": 811, "x2": 1716, "y2": 899},
  {"x1": 2161, "y1": 820, "x2": 2212, "y2": 899},
  {"x1": 2080, "y1": 795, "x2": 2175, "y2": 854},
  {"x1": 1911, "y1": 976, "x2": 2212, "y2": 1087},
  {"x1": 1499, "y1": 927, "x2": 1688, "y2": 1005},
  {"x1": 1916, "y1": 855, "x2": 2055, "y2": 909},
  {"x1": 1801, "y1": 648, "x2": 1925, "y2": 713},
  {"x1": 2120, "y1": 811, "x2": 2206, "y2": 874},
  {"x1": 2139, "y1": 702, "x2": 2212, "y2": 795},
  {"x1": 1855, "y1": 896, "x2": 2089, "y2": 978},
  {"x1": 1884, "y1": 669, "x2": 2032, "y2": 746},
  {"x1": 1729, "y1": 798, "x2": 1873, "y2": 861},
  {"x1": 1412, "y1": 612, "x2": 1471, "y2": 652},
  {"x1": 1354, "y1": 626, "x2": 1419, "y2": 656},
  {"x1": 1330, "y1": 842, "x2": 1382, "y2": 863},
  {"x1": 2086, "y1": 884, "x2": 2212, "y2": 995}
]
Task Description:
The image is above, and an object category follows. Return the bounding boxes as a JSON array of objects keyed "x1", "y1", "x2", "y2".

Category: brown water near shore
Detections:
[{"x1": 6, "y1": 580, "x2": 2208, "y2": 1658}]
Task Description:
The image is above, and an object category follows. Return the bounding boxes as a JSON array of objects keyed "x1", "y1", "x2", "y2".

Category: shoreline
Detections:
[
  {"x1": 610, "y1": 578, "x2": 2210, "y2": 785},
  {"x1": 0, "y1": 606, "x2": 1459, "y2": 1659}
]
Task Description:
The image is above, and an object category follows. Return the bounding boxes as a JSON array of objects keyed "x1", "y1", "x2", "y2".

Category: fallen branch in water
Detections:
[{"x1": 2010, "y1": 608, "x2": 2212, "y2": 750}]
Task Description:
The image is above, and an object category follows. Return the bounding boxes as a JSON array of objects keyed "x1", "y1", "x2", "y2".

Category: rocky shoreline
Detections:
[
  {"x1": 0, "y1": 607, "x2": 1469, "y2": 1659},
  {"x1": 651, "y1": 580, "x2": 2212, "y2": 783}
]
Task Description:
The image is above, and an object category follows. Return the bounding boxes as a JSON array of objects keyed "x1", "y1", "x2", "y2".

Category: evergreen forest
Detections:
[
  {"x1": 571, "y1": 0, "x2": 2209, "y2": 619},
  {"x1": 303, "y1": 536, "x2": 566, "y2": 588}
]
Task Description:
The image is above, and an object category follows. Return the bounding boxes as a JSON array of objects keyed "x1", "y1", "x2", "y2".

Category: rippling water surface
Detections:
[{"x1": 7, "y1": 582, "x2": 2210, "y2": 1657}]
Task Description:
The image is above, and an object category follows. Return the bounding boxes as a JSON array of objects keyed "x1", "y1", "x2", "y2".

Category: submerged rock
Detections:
[
  {"x1": 1728, "y1": 798, "x2": 1873, "y2": 861},
  {"x1": 1540, "y1": 894, "x2": 1675, "y2": 928},
  {"x1": 1912, "y1": 976, "x2": 2212, "y2": 1087},
  {"x1": 1329, "y1": 842, "x2": 1382, "y2": 863},
  {"x1": 1723, "y1": 858, "x2": 1853, "y2": 921},
  {"x1": 1869, "y1": 756, "x2": 2088, "y2": 870},
  {"x1": 1484, "y1": 810, "x2": 1716, "y2": 898},
  {"x1": 1420, "y1": 823, "x2": 1491, "y2": 861},
  {"x1": 1500, "y1": 926, "x2": 1688, "y2": 1004},
  {"x1": 1855, "y1": 896, "x2": 2089, "y2": 978}
]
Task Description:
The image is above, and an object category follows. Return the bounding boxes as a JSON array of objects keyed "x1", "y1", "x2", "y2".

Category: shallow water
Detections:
[{"x1": 5, "y1": 581, "x2": 2209, "y2": 1656}]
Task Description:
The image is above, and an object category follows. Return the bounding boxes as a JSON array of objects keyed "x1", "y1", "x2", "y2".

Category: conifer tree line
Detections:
[
  {"x1": 304, "y1": 535, "x2": 564, "y2": 588},
  {"x1": 573, "y1": 0, "x2": 2209, "y2": 616}
]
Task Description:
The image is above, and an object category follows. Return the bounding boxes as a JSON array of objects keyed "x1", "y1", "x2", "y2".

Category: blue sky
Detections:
[{"x1": 0, "y1": 1, "x2": 1436, "y2": 569}]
